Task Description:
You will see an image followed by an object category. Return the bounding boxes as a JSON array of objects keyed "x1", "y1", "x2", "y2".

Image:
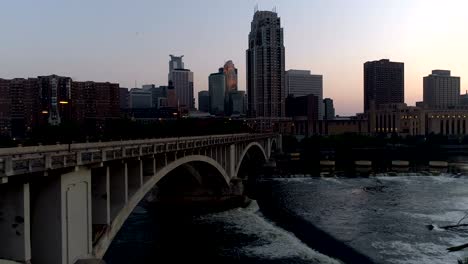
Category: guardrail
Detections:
[{"x1": 0, "y1": 133, "x2": 275, "y2": 177}]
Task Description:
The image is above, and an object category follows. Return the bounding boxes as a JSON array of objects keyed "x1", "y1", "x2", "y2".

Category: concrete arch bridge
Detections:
[{"x1": 0, "y1": 133, "x2": 280, "y2": 264}]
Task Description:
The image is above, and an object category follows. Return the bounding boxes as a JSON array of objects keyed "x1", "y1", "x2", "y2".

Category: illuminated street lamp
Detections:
[{"x1": 59, "y1": 101, "x2": 69, "y2": 105}]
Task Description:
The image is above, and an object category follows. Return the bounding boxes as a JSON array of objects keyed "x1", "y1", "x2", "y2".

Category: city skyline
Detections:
[{"x1": 1, "y1": 0, "x2": 468, "y2": 115}]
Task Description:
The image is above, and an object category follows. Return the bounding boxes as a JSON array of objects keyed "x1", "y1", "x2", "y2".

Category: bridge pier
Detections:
[
  {"x1": 31, "y1": 168, "x2": 92, "y2": 264},
  {"x1": 109, "y1": 163, "x2": 126, "y2": 220},
  {"x1": 142, "y1": 157, "x2": 155, "y2": 183},
  {"x1": 91, "y1": 167, "x2": 111, "y2": 233},
  {"x1": 127, "y1": 159, "x2": 142, "y2": 198},
  {"x1": 0, "y1": 182, "x2": 31, "y2": 263}
]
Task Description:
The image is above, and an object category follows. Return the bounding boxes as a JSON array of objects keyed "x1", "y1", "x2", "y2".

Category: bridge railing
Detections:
[{"x1": 0, "y1": 133, "x2": 275, "y2": 177}]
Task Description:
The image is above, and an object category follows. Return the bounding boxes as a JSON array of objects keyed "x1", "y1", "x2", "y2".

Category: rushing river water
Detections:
[{"x1": 104, "y1": 175, "x2": 468, "y2": 264}]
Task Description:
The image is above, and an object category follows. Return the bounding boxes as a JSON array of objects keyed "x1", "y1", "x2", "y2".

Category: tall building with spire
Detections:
[
  {"x1": 246, "y1": 10, "x2": 286, "y2": 117},
  {"x1": 168, "y1": 55, "x2": 184, "y2": 82}
]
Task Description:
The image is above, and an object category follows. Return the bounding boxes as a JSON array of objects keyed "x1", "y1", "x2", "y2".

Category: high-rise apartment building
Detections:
[
  {"x1": 72, "y1": 81, "x2": 120, "y2": 123},
  {"x1": 364, "y1": 59, "x2": 404, "y2": 111},
  {"x1": 285, "y1": 70, "x2": 323, "y2": 119},
  {"x1": 423, "y1": 70, "x2": 460, "y2": 108},
  {"x1": 38, "y1": 75, "x2": 73, "y2": 125},
  {"x1": 247, "y1": 10, "x2": 286, "y2": 117}
]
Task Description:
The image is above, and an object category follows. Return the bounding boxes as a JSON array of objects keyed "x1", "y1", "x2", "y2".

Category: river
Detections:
[{"x1": 104, "y1": 175, "x2": 468, "y2": 264}]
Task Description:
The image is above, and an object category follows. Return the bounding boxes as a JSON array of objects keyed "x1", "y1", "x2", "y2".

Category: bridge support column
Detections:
[
  {"x1": 109, "y1": 162, "x2": 127, "y2": 221},
  {"x1": 277, "y1": 134, "x2": 283, "y2": 153},
  {"x1": 91, "y1": 167, "x2": 110, "y2": 237},
  {"x1": 142, "y1": 157, "x2": 155, "y2": 183},
  {"x1": 229, "y1": 144, "x2": 235, "y2": 178},
  {"x1": 267, "y1": 138, "x2": 271, "y2": 159},
  {"x1": 127, "y1": 160, "x2": 142, "y2": 198},
  {"x1": 0, "y1": 182, "x2": 31, "y2": 263},
  {"x1": 31, "y1": 167, "x2": 92, "y2": 264}
]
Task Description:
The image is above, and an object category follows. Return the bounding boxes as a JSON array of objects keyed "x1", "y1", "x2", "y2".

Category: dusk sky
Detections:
[{"x1": 1, "y1": 0, "x2": 467, "y2": 115}]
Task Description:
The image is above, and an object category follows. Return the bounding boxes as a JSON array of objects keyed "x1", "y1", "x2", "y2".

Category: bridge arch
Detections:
[
  {"x1": 270, "y1": 138, "x2": 278, "y2": 154},
  {"x1": 94, "y1": 155, "x2": 229, "y2": 258},
  {"x1": 234, "y1": 142, "x2": 268, "y2": 179}
]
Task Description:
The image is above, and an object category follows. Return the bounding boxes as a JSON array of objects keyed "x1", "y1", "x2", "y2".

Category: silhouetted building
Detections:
[
  {"x1": 166, "y1": 84, "x2": 177, "y2": 108},
  {"x1": 286, "y1": 70, "x2": 323, "y2": 119},
  {"x1": 198, "y1": 90, "x2": 210, "y2": 113},
  {"x1": 423, "y1": 70, "x2": 460, "y2": 108},
  {"x1": 0, "y1": 78, "x2": 41, "y2": 137},
  {"x1": 142, "y1": 84, "x2": 156, "y2": 90},
  {"x1": 119, "y1": 88, "x2": 130, "y2": 109},
  {"x1": 0, "y1": 75, "x2": 120, "y2": 136},
  {"x1": 209, "y1": 70, "x2": 225, "y2": 115},
  {"x1": 228, "y1": 90, "x2": 245, "y2": 116},
  {"x1": 323, "y1": 98, "x2": 335, "y2": 120},
  {"x1": 461, "y1": 91, "x2": 468, "y2": 106},
  {"x1": 129, "y1": 88, "x2": 152, "y2": 108},
  {"x1": 38, "y1": 75, "x2": 73, "y2": 125},
  {"x1": 364, "y1": 59, "x2": 404, "y2": 112},
  {"x1": 171, "y1": 69, "x2": 194, "y2": 110},
  {"x1": 247, "y1": 10, "x2": 286, "y2": 117},
  {"x1": 72, "y1": 81, "x2": 120, "y2": 124},
  {"x1": 286, "y1": 94, "x2": 319, "y2": 120},
  {"x1": 147, "y1": 86, "x2": 167, "y2": 108},
  {"x1": 0, "y1": 79, "x2": 11, "y2": 136},
  {"x1": 286, "y1": 94, "x2": 319, "y2": 137}
]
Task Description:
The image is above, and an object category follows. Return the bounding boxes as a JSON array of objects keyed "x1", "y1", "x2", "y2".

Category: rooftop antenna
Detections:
[
  {"x1": 273, "y1": 6, "x2": 276, "y2": 13},
  {"x1": 254, "y1": 4, "x2": 258, "y2": 13}
]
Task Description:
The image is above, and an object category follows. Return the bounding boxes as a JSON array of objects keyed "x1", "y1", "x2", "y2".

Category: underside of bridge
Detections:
[
  {"x1": 237, "y1": 144, "x2": 268, "y2": 180},
  {"x1": 148, "y1": 161, "x2": 241, "y2": 211}
]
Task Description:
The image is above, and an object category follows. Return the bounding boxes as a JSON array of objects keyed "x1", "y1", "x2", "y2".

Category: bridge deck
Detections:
[{"x1": 0, "y1": 133, "x2": 274, "y2": 177}]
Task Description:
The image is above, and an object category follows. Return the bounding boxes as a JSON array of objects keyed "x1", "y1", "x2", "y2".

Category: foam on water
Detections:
[
  {"x1": 371, "y1": 240, "x2": 465, "y2": 264},
  {"x1": 405, "y1": 211, "x2": 467, "y2": 223},
  {"x1": 195, "y1": 201, "x2": 341, "y2": 264}
]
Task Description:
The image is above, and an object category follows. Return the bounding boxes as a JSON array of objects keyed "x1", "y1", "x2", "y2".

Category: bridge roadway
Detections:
[{"x1": 0, "y1": 133, "x2": 281, "y2": 264}]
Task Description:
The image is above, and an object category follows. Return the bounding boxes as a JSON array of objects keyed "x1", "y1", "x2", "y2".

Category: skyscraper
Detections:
[
  {"x1": 285, "y1": 70, "x2": 323, "y2": 119},
  {"x1": 423, "y1": 70, "x2": 460, "y2": 108},
  {"x1": 168, "y1": 55, "x2": 184, "y2": 82},
  {"x1": 172, "y1": 69, "x2": 194, "y2": 110},
  {"x1": 247, "y1": 10, "x2": 286, "y2": 117},
  {"x1": 223, "y1": 60, "x2": 238, "y2": 96},
  {"x1": 364, "y1": 59, "x2": 404, "y2": 112},
  {"x1": 209, "y1": 70, "x2": 225, "y2": 115}
]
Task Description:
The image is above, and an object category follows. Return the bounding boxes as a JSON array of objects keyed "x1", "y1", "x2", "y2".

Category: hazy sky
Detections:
[{"x1": 1, "y1": 0, "x2": 467, "y2": 115}]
